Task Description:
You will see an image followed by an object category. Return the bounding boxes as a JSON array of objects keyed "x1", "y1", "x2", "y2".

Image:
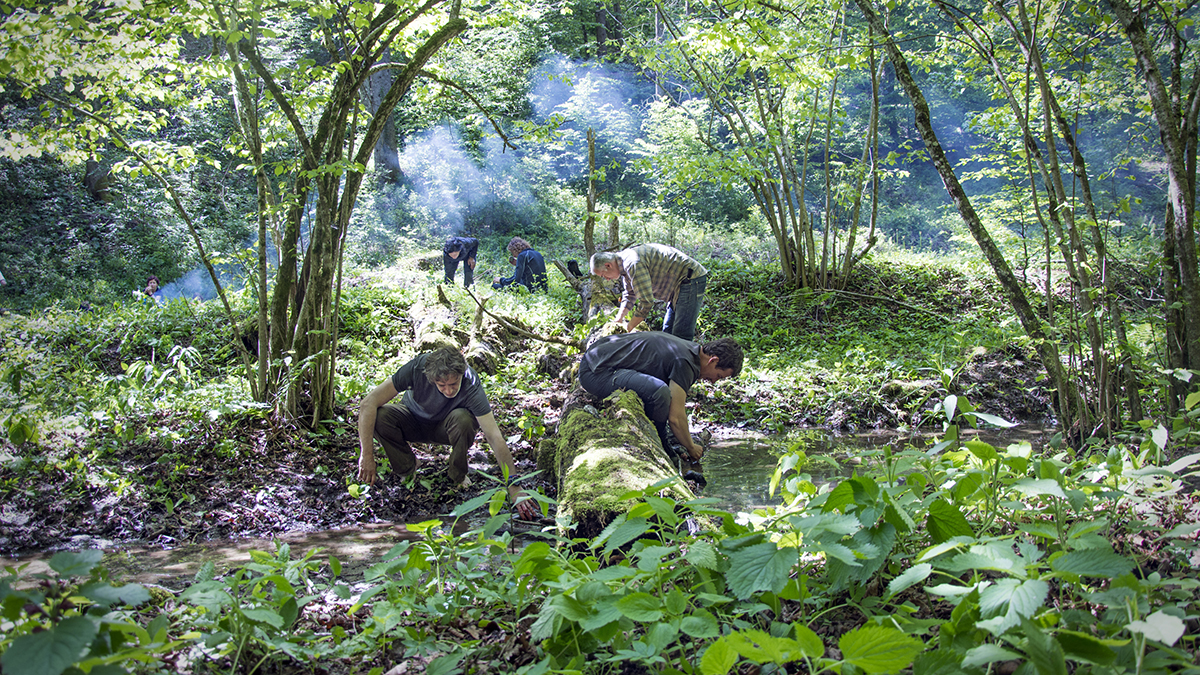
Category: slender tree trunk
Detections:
[
  {"x1": 1110, "y1": 0, "x2": 1200, "y2": 374},
  {"x1": 852, "y1": 0, "x2": 1083, "y2": 432}
]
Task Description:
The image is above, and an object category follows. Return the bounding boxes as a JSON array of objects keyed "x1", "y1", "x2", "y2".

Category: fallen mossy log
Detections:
[
  {"x1": 408, "y1": 286, "x2": 468, "y2": 353},
  {"x1": 540, "y1": 388, "x2": 694, "y2": 539}
]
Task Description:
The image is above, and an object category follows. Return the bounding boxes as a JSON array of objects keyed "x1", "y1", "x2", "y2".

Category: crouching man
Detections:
[
  {"x1": 578, "y1": 332, "x2": 743, "y2": 461},
  {"x1": 357, "y1": 347, "x2": 537, "y2": 519}
]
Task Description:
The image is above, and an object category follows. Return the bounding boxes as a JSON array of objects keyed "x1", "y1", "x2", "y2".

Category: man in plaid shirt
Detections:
[{"x1": 590, "y1": 244, "x2": 708, "y2": 341}]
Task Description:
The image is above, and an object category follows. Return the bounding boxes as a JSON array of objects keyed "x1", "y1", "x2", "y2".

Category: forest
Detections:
[{"x1": 0, "y1": 0, "x2": 1198, "y2": 673}]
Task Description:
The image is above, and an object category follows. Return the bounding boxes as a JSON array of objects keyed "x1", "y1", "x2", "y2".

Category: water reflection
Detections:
[{"x1": 698, "y1": 426, "x2": 1050, "y2": 514}]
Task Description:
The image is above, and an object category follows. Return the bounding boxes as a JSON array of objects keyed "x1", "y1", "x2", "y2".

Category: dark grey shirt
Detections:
[
  {"x1": 581, "y1": 332, "x2": 700, "y2": 392},
  {"x1": 391, "y1": 353, "x2": 491, "y2": 423}
]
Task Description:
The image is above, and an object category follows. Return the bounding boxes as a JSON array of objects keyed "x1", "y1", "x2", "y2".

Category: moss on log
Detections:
[{"x1": 543, "y1": 389, "x2": 694, "y2": 539}]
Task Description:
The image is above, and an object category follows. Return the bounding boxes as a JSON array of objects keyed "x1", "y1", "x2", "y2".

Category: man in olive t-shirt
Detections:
[
  {"x1": 356, "y1": 347, "x2": 536, "y2": 519},
  {"x1": 578, "y1": 332, "x2": 743, "y2": 461}
]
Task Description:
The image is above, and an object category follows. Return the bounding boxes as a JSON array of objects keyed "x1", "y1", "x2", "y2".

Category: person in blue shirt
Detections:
[
  {"x1": 492, "y1": 236, "x2": 548, "y2": 292},
  {"x1": 443, "y1": 236, "x2": 478, "y2": 287}
]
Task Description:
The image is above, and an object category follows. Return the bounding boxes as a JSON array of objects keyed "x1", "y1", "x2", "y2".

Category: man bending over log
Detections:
[
  {"x1": 356, "y1": 347, "x2": 537, "y2": 519},
  {"x1": 579, "y1": 332, "x2": 743, "y2": 461},
  {"x1": 590, "y1": 244, "x2": 708, "y2": 341}
]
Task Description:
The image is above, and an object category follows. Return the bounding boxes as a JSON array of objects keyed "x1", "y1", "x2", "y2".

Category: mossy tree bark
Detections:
[{"x1": 541, "y1": 389, "x2": 694, "y2": 539}]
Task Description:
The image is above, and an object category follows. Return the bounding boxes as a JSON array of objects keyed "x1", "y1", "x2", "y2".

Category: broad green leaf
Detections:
[
  {"x1": 1056, "y1": 630, "x2": 1116, "y2": 665},
  {"x1": 792, "y1": 624, "x2": 825, "y2": 659},
  {"x1": 886, "y1": 563, "x2": 932, "y2": 599},
  {"x1": 615, "y1": 592, "x2": 663, "y2": 622},
  {"x1": 839, "y1": 625, "x2": 922, "y2": 674},
  {"x1": 700, "y1": 636, "x2": 738, "y2": 675},
  {"x1": 1049, "y1": 549, "x2": 1134, "y2": 578},
  {"x1": 240, "y1": 608, "x2": 283, "y2": 628},
  {"x1": 725, "y1": 542, "x2": 798, "y2": 600},
  {"x1": 79, "y1": 581, "x2": 150, "y2": 607},
  {"x1": 965, "y1": 440, "x2": 999, "y2": 462},
  {"x1": 680, "y1": 610, "x2": 720, "y2": 639},
  {"x1": 48, "y1": 550, "x2": 103, "y2": 578},
  {"x1": 1012, "y1": 478, "x2": 1066, "y2": 500},
  {"x1": 579, "y1": 597, "x2": 622, "y2": 631},
  {"x1": 927, "y1": 499, "x2": 973, "y2": 543},
  {"x1": 684, "y1": 539, "x2": 720, "y2": 570},
  {"x1": 961, "y1": 643, "x2": 1022, "y2": 668},
  {"x1": 913, "y1": 649, "x2": 967, "y2": 675},
  {"x1": 1, "y1": 616, "x2": 98, "y2": 675},
  {"x1": 548, "y1": 594, "x2": 590, "y2": 622},
  {"x1": 1126, "y1": 610, "x2": 1186, "y2": 646},
  {"x1": 1162, "y1": 522, "x2": 1200, "y2": 538},
  {"x1": 1023, "y1": 619, "x2": 1067, "y2": 675},
  {"x1": 974, "y1": 412, "x2": 1017, "y2": 428},
  {"x1": 1018, "y1": 523, "x2": 1060, "y2": 540},
  {"x1": 727, "y1": 629, "x2": 806, "y2": 663},
  {"x1": 645, "y1": 621, "x2": 679, "y2": 651},
  {"x1": 603, "y1": 517, "x2": 651, "y2": 555},
  {"x1": 979, "y1": 578, "x2": 1048, "y2": 621}
]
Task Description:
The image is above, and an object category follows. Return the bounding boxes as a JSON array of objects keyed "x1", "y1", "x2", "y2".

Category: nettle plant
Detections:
[
  {"x1": 760, "y1": 397, "x2": 1199, "y2": 675},
  {"x1": 0, "y1": 550, "x2": 181, "y2": 675}
]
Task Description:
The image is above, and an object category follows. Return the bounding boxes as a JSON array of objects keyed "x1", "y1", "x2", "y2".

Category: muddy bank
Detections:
[{"x1": 0, "y1": 349, "x2": 1052, "y2": 559}]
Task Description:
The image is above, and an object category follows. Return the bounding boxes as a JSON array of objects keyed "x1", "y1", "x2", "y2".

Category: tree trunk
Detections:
[
  {"x1": 359, "y1": 48, "x2": 403, "y2": 184},
  {"x1": 852, "y1": 0, "x2": 1084, "y2": 433},
  {"x1": 1110, "y1": 0, "x2": 1200, "y2": 373},
  {"x1": 540, "y1": 388, "x2": 695, "y2": 539}
]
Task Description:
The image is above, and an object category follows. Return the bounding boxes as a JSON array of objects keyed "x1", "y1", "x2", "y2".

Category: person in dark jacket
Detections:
[
  {"x1": 443, "y1": 236, "x2": 479, "y2": 287},
  {"x1": 493, "y1": 236, "x2": 548, "y2": 292}
]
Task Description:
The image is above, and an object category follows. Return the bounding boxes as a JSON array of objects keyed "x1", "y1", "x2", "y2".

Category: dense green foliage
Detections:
[{"x1": 3, "y1": 0, "x2": 1200, "y2": 671}]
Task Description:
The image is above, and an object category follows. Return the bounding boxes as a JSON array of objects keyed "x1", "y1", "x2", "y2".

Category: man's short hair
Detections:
[
  {"x1": 702, "y1": 338, "x2": 744, "y2": 377},
  {"x1": 424, "y1": 347, "x2": 467, "y2": 382},
  {"x1": 589, "y1": 250, "x2": 619, "y2": 273},
  {"x1": 147, "y1": 275, "x2": 159, "y2": 284}
]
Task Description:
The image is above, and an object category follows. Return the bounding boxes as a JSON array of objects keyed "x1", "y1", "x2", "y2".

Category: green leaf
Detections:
[
  {"x1": 913, "y1": 649, "x2": 967, "y2": 675},
  {"x1": 964, "y1": 440, "x2": 999, "y2": 462},
  {"x1": 725, "y1": 542, "x2": 798, "y2": 600},
  {"x1": 726, "y1": 629, "x2": 807, "y2": 664},
  {"x1": 602, "y1": 517, "x2": 651, "y2": 555},
  {"x1": 961, "y1": 643, "x2": 1021, "y2": 668},
  {"x1": 684, "y1": 539, "x2": 720, "y2": 570},
  {"x1": 1018, "y1": 523, "x2": 1060, "y2": 540},
  {"x1": 1022, "y1": 619, "x2": 1067, "y2": 675},
  {"x1": 1126, "y1": 610, "x2": 1186, "y2": 646},
  {"x1": 578, "y1": 597, "x2": 620, "y2": 632},
  {"x1": 700, "y1": 636, "x2": 738, "y2": 675},
  {"x1": 548, "y1": 594, "x2": 591, "y2": 622},
  {"x1": 1, "y1": 616, "x2": 98, "y2": 675},
  {"x1": 615, "y1": 592, "x2": 663, "y2": 622},
  {"x1": 48, "y1": 550, "x2": 103, "y2": 578},
  {"x1": 1049, "y1": 549, "x2": 1134, "y2": 578},
  {"x1": 680, "y1": 610, "x2": 720, "y2": 639},
  {"x1": 792, "y1": 624, "x2": 825, "y2": 659},
  {"x1": 79, "y1": 581, "x2": 150, "y2": 607},
  {"x1": 1056, "y1": 630, "x2": 1116, "y2": 665},
  {"x1": 839, "y1": 625, "x2": 922, "y2": 674},
  {"x1": 886, "y1": 563, "x2": 932, "y2": 599},
  {"x1": 973, "y1": 412, "x2": 1017, "y2": 428},
  {"x1": 927, "y1": 499, "x2": 973, "y2": 543},
  {"x1": 240, "y1": 608, "x2": 284, "y2": 628},
  {"x1": 1012, "y1": 478, "x2": 1066, "y2": 500}
]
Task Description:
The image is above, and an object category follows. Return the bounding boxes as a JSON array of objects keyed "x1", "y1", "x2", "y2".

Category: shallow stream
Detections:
[{"x1": 1, "y1": 426, "x2": 1048, "y2": 587}]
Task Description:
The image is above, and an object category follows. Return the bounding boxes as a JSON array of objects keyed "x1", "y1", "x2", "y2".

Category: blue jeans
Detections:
[
  {"x1": 443, "y1": 252, "x2": 474, "y2": 287},
  {"x1": 579, "y1": 365, "x2": 674, "y2": 451},
  {"x1": 662, "y1": 274, "x2": 707, "y2": 341}
]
